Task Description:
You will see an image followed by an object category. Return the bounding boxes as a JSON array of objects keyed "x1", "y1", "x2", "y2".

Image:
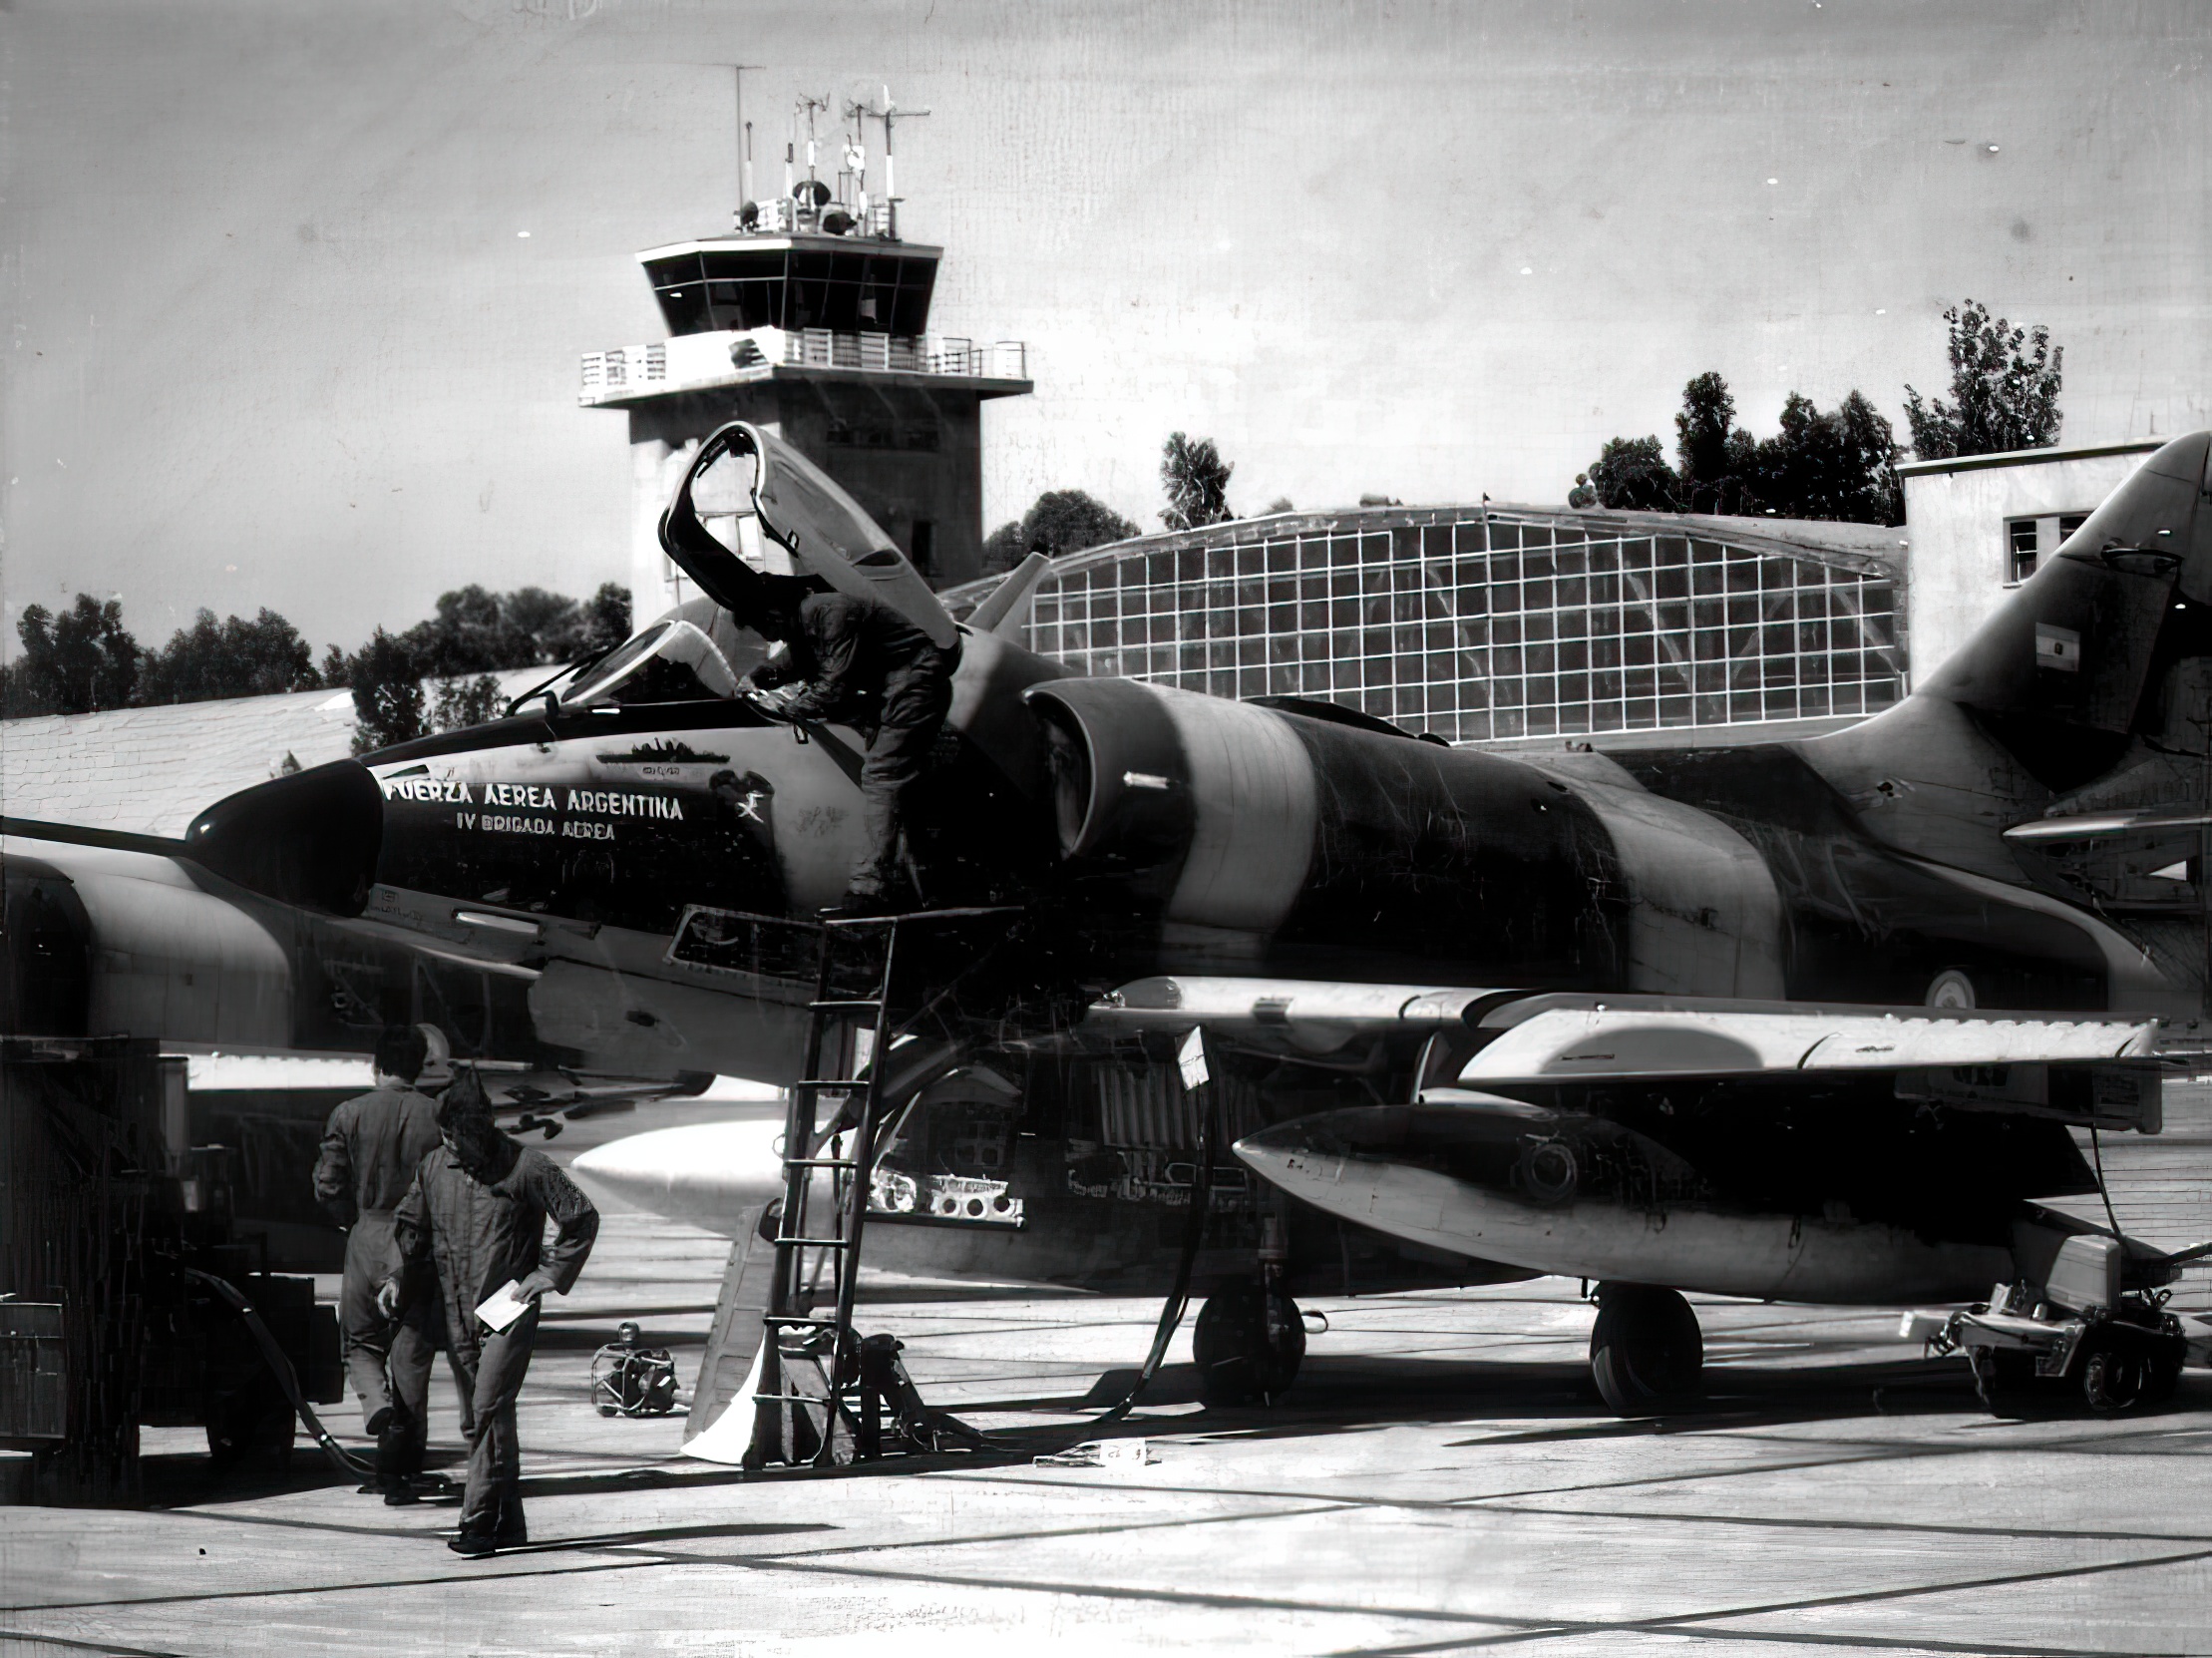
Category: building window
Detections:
[{"x1": 2007, "y1": 513, "x2": 2094, "y2": 585}]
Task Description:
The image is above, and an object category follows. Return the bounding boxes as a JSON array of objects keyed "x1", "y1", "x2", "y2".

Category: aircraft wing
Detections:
[
  {"x1": 1452, "y1": 994, "x2": 2158, "y2": 1078},
  {"x1": 1085, "y1": 975, "x2": 2166, "y2": 1129}
]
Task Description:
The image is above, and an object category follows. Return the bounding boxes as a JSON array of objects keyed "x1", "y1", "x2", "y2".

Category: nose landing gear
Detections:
[{"x1": 1589, "y1": 1283, "x2": 1704, "y2": 1414}]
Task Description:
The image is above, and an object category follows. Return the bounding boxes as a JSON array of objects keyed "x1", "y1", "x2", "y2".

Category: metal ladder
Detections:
[{"x1": 744, "y1": 907, "x2": 1013, "y2": 1470}]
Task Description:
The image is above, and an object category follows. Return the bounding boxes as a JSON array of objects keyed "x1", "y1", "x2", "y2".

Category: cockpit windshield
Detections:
[{"x1": 561, "y1": 619, "x2": 740, "y2": 707}]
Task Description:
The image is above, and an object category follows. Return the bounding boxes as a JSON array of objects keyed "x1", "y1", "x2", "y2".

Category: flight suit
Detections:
[
  {"x1": 751, "y1": 589, "x2": 960, "y2": 901},
  {"x1": 392, "y1": 1138, "x2": 598, "y2": 1540},
  {"x1": 313, "y1": 1078, "x2": 443, "y2": 1481}
]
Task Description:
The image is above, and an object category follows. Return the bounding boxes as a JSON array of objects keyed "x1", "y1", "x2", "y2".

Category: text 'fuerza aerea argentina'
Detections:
[{"x1": 380, "y1": 777, "x2": 685, "y2": 820}]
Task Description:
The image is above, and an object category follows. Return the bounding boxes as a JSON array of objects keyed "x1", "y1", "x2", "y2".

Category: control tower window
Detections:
[
  {"x1": 699, "y1": 251, "x2": 786, "y2": 331},
  {"x1": 645, "y1": 247, "x2": 939, "y2": 338},
  {"x1": 890, "y1": 259, "x2": 934, "y2": 336},
  {"x1": 703, "y1": 279, "x2": 779, "y2": 331},
  {"x1": 645, "y1": 254, "x2": 709, "y2": 336},
  {"x1": 782, "y1": 252, "x2": 937, "y2": 334}
]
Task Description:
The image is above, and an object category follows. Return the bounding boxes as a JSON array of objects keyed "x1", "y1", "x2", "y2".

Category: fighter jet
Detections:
[{"x1": 11, "y1": 424, "x2": 2212, "y2": 1412}]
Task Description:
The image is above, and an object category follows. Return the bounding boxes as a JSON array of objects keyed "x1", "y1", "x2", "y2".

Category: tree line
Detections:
[
  {"x1": 983, "y1": 299, "x2": 2048, "y2": 569},
  {"x1": 1568, "y1": 300, "x2": 2064, "y2": 526},
  {"x1": 981, "y1": 432, "x2": 1241, "y2": 574},
  {"x1": 1, "y1": 583, "x2": 631, "y2": 751}
]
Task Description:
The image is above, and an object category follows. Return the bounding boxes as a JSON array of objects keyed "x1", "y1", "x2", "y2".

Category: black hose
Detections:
[
  {"x1": 183, "y1": 1268, "x2": 374, "y2": 1480},
  {"x1": 2089, "y1": 1123, "x2": 2124, "y2": 1241}
]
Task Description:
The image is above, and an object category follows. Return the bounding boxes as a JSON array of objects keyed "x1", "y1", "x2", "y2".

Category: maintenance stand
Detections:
[{"x1": 744, "y1": 908, "x2": 1016, "y2": 1469}]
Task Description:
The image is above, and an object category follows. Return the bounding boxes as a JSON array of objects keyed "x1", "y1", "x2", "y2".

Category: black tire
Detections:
[
  {"x1": 1589, "y1": 1285, "x2": 1702, "y2": 1414},
  {"x1": 2078, "y1": 1332, "x2": 2149, "y2": 1414},
  {"x1": 1194, "y1": 1283, "x2": 1305, "y2": 1406},
  {"x1": 2141, "y1": 1350, "x2": 2184, "y2": 1408},
  {"x1": 1970, "y1": 1348, "x2": 2036, "y2": 1418},
  {"x1": 205, "y1": 1378, "x2": 296, "y2": 1465}
]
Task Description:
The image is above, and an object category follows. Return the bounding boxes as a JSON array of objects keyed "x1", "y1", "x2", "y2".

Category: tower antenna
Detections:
[
  {"x1": 730, "y1": 64, "x2": 765, "y2": 205},
  {"x1": 799, "y1": 93, "x2": 831, "y2": 190},
  {"x1": 868, "y1": 86, "x2": 929, "y2": 241}
]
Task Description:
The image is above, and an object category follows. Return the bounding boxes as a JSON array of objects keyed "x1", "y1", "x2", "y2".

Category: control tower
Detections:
[{"x1": 579, "y1": 97, "x2": 1031, "y2": 617}]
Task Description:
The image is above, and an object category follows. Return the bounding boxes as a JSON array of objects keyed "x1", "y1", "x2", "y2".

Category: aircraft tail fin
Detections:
[
  {"x1": 967, "y1": 551, "x2": 1053, "y2": 638},
  {"x1": 1875, "y1": 433, "x2": 2212, "y2": 788},
  {"x1": 1916, "y1": 434, "x2": 2209, "y2": 726}
]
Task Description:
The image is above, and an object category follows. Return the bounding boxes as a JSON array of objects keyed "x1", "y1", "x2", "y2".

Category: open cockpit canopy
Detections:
[{"x1": 657, "y1": 421, "x2": 958, "y2": 649}]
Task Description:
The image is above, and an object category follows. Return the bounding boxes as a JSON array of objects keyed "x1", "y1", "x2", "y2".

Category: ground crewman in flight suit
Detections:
[
  {"x1": 313, "y1": 1024, "x2": 443, "y2": 1503},
  {"x1": 741, "y1": 585, "x2": 960, "y2": 916},
  {"x1": 381, "y1": 1070, "x2": 598, "y2": 1556}
]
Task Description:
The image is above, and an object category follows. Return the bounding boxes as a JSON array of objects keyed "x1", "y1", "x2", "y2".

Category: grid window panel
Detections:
[{"x1": 1017, "y1": 514, "x2": 1902, "y2": 742}]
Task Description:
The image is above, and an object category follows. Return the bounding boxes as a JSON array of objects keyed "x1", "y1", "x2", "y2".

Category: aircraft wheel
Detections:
[
  {"x1": 2078, "y1": 1331, "x2": 2149, "y2": 1414},
  {"x1": 1589, "y1": 1285, "x2": 1702, "y2": 1414},
  {"x1": 1194, "y1": 1283, "x2": 1305, "y2": 1406}
]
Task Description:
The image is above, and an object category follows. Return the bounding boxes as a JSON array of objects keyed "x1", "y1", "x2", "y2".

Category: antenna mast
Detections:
[
  {"x1": 869, "y1": 86, "x2": 929, "y2": 241},
  {"x1": 799, "y1": 93, "x2": 831, "y2": 190},
  {"x1": 731, "y1": 63, "x2": 765, "y2": 205}
]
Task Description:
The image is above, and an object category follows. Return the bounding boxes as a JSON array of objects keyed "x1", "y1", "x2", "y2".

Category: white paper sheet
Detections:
[{"x1": 475, "y1": 1279, "x2": 531, "y2": 1334}]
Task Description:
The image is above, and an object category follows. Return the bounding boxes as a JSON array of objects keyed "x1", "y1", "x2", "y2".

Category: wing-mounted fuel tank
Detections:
[{"x1": 1023, "y1": 679, "x2": 1784, "y2": 991}]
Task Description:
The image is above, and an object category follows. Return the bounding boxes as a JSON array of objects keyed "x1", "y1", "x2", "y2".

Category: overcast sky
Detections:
[{"x1": 4, "y1": 0, "x2": 2208, "y2": 657}]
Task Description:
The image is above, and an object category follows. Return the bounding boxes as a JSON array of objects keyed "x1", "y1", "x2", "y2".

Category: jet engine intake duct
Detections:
[
  {"x1": 184, "y1": 760, "x2": 385, "y2": 918},
  {"x1": 1024, "y1": 679, "x2": 1319, "y2": 935},
  {"x1": 1025, "y1": 677, "x2": 1192, "y2": 862},
  {"x1": 1, "y1": 855, "x2": 92, "y2": 1036}
]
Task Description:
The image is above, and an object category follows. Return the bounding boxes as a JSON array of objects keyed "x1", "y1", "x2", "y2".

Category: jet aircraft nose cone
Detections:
[
  {"x1": 570, "y1": 1118, "x2": 790, "y2": 1236},
  {"x1": 184, "y1": 759, "x2": 385, "y2": 916}
]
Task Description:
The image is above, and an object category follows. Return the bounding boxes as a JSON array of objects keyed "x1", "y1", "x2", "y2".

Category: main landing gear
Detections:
[
  {"x1": 1194, "y1": 1282, "x2": 1307, "y2": 1406},
  {"x1": 1588, "y1": 1283, "x2": 1704, "y2": 1414}
]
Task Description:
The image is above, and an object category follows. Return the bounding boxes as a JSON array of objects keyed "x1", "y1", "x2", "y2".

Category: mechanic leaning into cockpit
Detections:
[
  {"x1": 381, "y1": 1068, "x2": 598, "y2": 1557},
  {"x1": 313, "y1": 1024, "x2": 443, "y2": 1504},
  {"x1": 740, "y1": 582, "x2": 961, "y2": 917}
]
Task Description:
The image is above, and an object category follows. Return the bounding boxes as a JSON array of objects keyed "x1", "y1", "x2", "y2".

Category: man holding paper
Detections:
[{"x1": 382, "y1": 1071, "x2": 599, "y2": 1556}]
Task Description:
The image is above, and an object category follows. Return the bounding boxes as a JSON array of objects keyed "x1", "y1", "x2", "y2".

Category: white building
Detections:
[{"x1": 1899, "y1": 439, "x2": 2166, "y2": 683}]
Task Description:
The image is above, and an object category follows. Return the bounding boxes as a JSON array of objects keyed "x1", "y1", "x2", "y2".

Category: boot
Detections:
[
  {"x1": 379, "y1": 1425, "x2": 423, "y2": 1505},
  {"x1": 369, "y1": 1426, "x2": 405, "y2": 1499},
  {"x1": 447, "y1": 1522, "x2": 498, "y2": 1558}
]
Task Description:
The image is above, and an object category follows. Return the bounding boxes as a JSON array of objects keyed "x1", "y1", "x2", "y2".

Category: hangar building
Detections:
[{"x1": 948, "y1": 505, "x2": 1911, "y2": 748}]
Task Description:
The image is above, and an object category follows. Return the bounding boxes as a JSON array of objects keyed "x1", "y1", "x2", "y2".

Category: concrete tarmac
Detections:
[{"x1": 2, "y1": 1097, "x2": 2209, "y2": 1656}]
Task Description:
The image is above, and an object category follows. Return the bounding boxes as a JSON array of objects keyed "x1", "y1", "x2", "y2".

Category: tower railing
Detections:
[
  {"x1": 579, "y1": 331, "x2": 1026, "y2": 403},
  {"x1": 578, "y1": 343, "x2": 667, "y2": 396}
]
